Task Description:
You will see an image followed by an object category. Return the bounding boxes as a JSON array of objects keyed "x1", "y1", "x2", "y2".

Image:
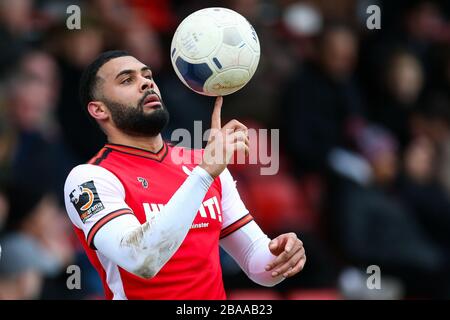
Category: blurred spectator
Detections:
[
  {"x1": 309, "y1": 0, "x2": 358, "y2": 24},
  {"x1": 403, "y1": 0, "x2": 450, "y2": 53},
  {"x1": 328, "y1": 125, "x2": 450, "y2": 298},
  {"x1": 119, "y1": 19, "x2": 164, "y2": 73},
  {"x1": 0, "y1": 233, "x2": 56, "y2": 299},
  {"x1": 436, "y1": 45, "x2": 450, "y2": 92},
  {"x1": 4, "y1": 184, "x2": 74, "y2": 272},
  {"x1": 373, "y1": 0, "x2": 450, "y2": 78},
  {"x1": 221, "y1": 0, "x2": 298, "y2": 127},
  {"x1": 49, "y1": 19, "x2": 106, "y2": 163},
  {"x1": 4, "y1": 50, "x2": 73, "y2": 195},
  {"x1": 125, "y1": 0, "x2": 177, "y2": 34},
  {"x1": 0, "y1": 98, "x2": 13, "y2": 185},
  {"x1": 94, "y1": 0, "x2": 176, "y2": 34},
  {"x1": 2, "y1": 183, "x2": 76, "y2": 299},
  {"x1": 92, "y1": 0, "x2": 165, "y2": 71},
  {"x1": 371, "y1": 50, "x2": 424, "y2": 148},
  {"x1": 410, "y1": 94, "x2": 450, "y2": 197},
  {"x1": 397, "y1": 136, "x2": 450, "y2": 250},
  {"x1": 0, "y1": 0, "x2": 34, "y2": 37},
  {"x1": 8, "y1": 50, "x2": 59, "y2": 132},
  {"x1": 281, "y1": 23, "x2": 365, "y2": 175},
  {"x1": 0, "y1": 0, "x2": 35, "y2": 77},
  {"x1": 0, "y1": 188, "x2": 8, "y2": 231}
]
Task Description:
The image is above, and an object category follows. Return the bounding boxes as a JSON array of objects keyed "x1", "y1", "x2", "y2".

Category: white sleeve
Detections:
[
  {"x1": 69, "y1": 165, "x2": 214, "y2": 279},
  {"x1": 219, "y1": 168, "x2": 249, "y2": 236},
  {"x1": 218, "y1": 168, "x2": 284, "y2": 286},
  {"x1": 220, "y1": 220, "x2": 285, "y2": 287},
  {"x1": 64, "y1": 164, "x2": 133, "y2": 248}
]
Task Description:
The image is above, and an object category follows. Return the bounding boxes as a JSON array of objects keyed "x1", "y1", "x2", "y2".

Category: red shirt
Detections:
[{"x1": 64, "y1": 142, "x2": 251, "y2": 300}]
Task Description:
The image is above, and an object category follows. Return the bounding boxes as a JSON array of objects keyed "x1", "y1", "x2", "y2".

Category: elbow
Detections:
[
  {"x1": 256, "y1": 279, "x2": 278, "y2": 288},
  {"x1": 132, "y1": 267, "x2": 158, "y2": 280},
  {"x1": 130, "y1": 261, "x2": 159, "y2": 279},
  {"x1": 251, "y1": 276, "x2": 283, "y2": 288},
  {"x1": 247, "y1": 269, "x2": 285, "y2": 288},
  {"x1": 124, "y1": 255, "x2": 161, "y2": 279}
]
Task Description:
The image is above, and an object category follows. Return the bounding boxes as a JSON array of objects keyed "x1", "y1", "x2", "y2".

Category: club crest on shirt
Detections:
[
  {"x1": 137, "y1": 177, "x2": 148, "y2": 188},
  {"x1": 69, "y1": 180, "x2": 105, "y2": 223}
]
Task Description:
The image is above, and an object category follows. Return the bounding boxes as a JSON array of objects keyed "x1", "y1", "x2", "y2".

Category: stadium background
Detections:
[{"x1": 0, "y1": 0, "x2": 450, "y2": 300}]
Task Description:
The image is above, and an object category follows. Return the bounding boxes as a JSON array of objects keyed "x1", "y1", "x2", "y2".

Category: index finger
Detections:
[
  {"x1": 211, "y1": 96, "x2": 223, "y2": 130},
  {"x1": 284, "y1": 236, "x2": 296, "y2": 253}
]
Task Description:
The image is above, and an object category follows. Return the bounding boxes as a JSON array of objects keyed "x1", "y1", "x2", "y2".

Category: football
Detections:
[{"x1": 170, "y1": 7, "x2": 260, "y2": 96}]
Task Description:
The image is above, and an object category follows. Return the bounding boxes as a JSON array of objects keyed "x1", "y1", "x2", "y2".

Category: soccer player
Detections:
[{"x1": 64, "y1": 50, "x2": 306, "y2": 299}]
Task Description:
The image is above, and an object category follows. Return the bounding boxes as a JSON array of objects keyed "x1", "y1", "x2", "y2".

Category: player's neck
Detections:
[{"x1": 107, "y1": 133, "x2": 164, "y2": 153}]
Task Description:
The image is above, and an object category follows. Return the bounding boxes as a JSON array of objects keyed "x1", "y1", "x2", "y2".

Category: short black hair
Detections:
[{"x1": 79, "y1": 50, "x2": 131, "y2": 110}]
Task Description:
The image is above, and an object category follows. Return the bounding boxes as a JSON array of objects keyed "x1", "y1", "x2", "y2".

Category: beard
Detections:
[{"x1": 103, "y1": 91, "x2": 170, "y2": 137}]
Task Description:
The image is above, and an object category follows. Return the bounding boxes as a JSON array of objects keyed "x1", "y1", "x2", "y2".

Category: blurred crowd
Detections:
[{"x1": 0, "y1": 0, "x2": 449, "y2": 299}]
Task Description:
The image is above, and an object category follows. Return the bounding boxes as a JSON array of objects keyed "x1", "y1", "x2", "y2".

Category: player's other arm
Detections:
[
  {"x1": 221, "y1": 224, "x2": 306, "y2": 286},
  {"x1": 219, "y1": 169, "x2": 306, "y2": 286}
]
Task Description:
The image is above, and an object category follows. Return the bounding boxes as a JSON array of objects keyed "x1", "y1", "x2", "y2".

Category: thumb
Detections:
[{"x1": 269, "y1": 239, "x2": 279, "y2": 252}]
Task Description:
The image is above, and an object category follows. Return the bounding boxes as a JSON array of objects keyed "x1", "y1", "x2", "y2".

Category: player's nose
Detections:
[{"x1": 140, "y1": 77, "x2": 154, "y2": 92}]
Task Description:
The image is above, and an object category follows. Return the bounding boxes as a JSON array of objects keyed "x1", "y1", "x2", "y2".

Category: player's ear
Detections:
[{"x1": 87, "y1": 101, "x2": 109, "y2": 121}]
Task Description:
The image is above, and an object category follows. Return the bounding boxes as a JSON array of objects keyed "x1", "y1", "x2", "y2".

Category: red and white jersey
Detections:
[{"x1": 64, "y1": 142, "x2": 253, "y2": 300}]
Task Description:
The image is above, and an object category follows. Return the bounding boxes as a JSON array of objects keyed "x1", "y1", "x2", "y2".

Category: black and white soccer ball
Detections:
[{"x1": 170, "y1": 7, "x2": 260, "y2": 96}]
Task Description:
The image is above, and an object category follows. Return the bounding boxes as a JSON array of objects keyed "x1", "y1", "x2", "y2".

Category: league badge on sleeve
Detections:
[{"x1": 69, "y1": 181, "x2": 105, "y2": 223}]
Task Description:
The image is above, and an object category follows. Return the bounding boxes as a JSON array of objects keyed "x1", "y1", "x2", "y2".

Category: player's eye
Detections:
[
  {"x1": 121, "y1": 77, "x2": 133, "y2": 84},
  {"x1": 144, "y1": 75, "x2": 152, "y2": 80}
]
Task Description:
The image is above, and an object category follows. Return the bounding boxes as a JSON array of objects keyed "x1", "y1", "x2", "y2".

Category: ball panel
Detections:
[
  {"x1": 222, "y1": 26, "x2": 243, "y2": 46},
  {"x1": 236, "y1": 18, "x2": 260, "y2": 54},
  {"x1": 176, "y1": 16, "x2": 221, "y2": 60},
  {"x1": 197, "y1": 7, "x2": 238, "y2": 27},
  {"x1": 237, "y1": 45, "x2": 254, "y2": 67},
  {"x1": 212, "y1": 57, "x2": 223, "y2": 69},
  {"x1": 175, "y1": 56, "x2": 213, "y2": 93},
  {"x1": 213, "y1": 45, "x2": 240, "y2": 70},
  {"x1": 249, "y1": 52, "x2": 260, "y2": 77},
  {"x1": 205, "y1": 68, "x2": 250, "y2": 96}
]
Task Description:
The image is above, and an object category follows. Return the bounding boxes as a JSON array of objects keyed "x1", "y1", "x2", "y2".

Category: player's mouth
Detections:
[{"x1": 142, "y1": 93, "x2": 162, "y2": 109}]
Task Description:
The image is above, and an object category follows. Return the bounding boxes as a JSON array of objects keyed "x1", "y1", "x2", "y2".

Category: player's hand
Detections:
[
  {"x1": 200, "y1": 96, "x2": 249, "y2": 178},
  {"x1": 265, "y1": 232, "x2": 306, "y2": 278}
]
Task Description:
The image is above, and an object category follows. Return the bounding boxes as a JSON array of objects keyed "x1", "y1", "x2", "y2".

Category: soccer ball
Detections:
[{"x1": 170, "y1": 7, "x2": 260, "y2": 96}]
